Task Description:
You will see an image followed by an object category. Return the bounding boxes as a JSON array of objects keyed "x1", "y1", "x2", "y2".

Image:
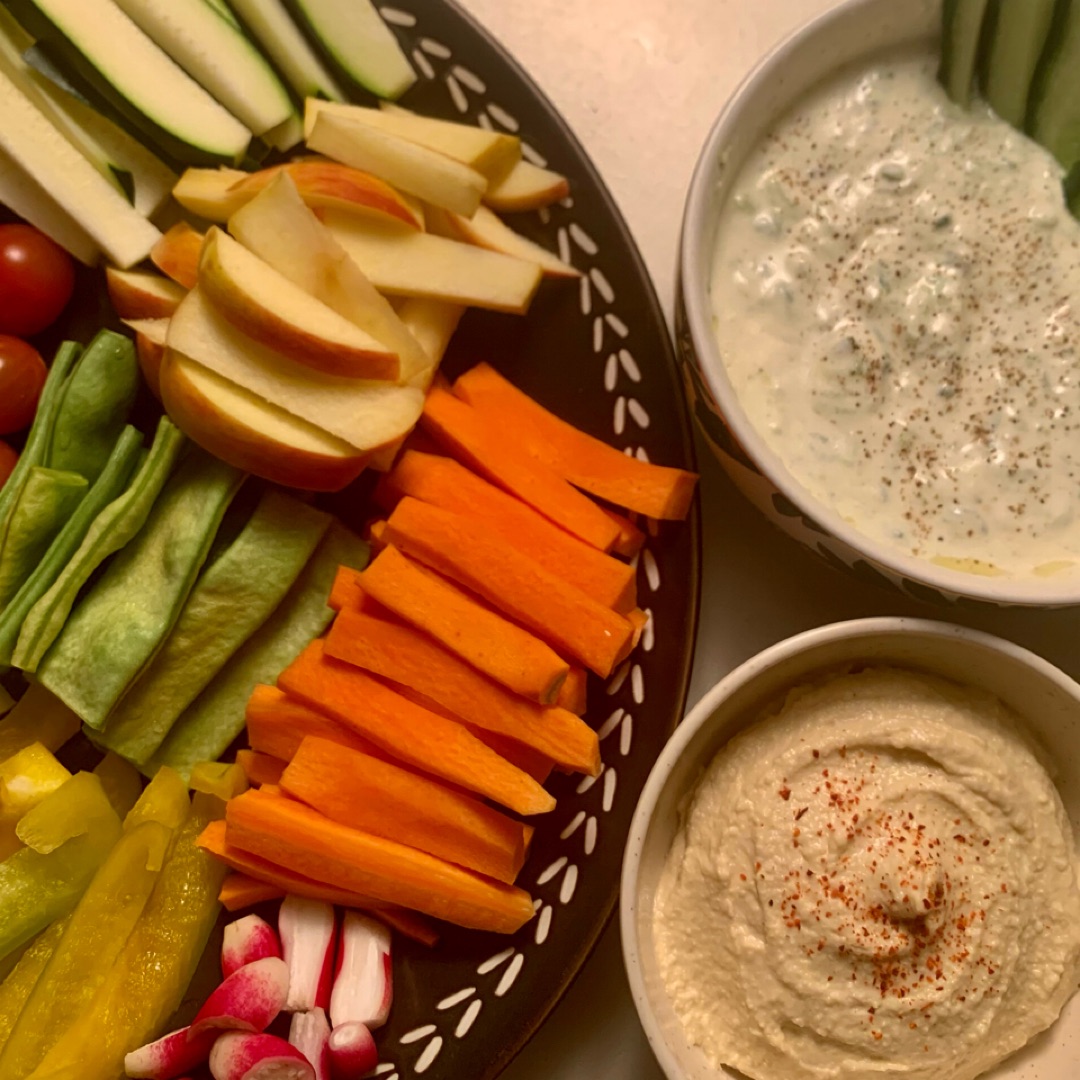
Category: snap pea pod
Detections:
[
  {"x1": 147, "y1": 521, "x2": 369, "y2": 780},
  {"x1": 0, "y1": 469, "x2": 88, "y2": 613},
  {"x1": 47, "y1": 329, "x2": 140, "y2": 484},
  {"x1": 97, "y1": 489, "x2": 331, "y2": 766},
  {"x1": 24, "y1": 797, "x2": 223, "y2": 1080},
  {"x1": 0, "y1": 772, "x2": 121, "y2": 963},
  {"x1": 0, "y1": 427, "x2": 144, "y2": 668},
  {"x1": 0, "y1": 343, "x2": 82, "y2": 552},
  {"x1": 12, "y1": 417, "x2": 184, "y2": 674},
  {"x1": 38, "y1": 449, "x2": 245, "y2": 729},
  {"x1": 0, "y1": 915, "x2": 71, "y2": 1058}
]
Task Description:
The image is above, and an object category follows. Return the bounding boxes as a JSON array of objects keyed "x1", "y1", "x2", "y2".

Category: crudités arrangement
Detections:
[{"x1": 0, "y1": 0, "x2": 700, "y2": 1074}]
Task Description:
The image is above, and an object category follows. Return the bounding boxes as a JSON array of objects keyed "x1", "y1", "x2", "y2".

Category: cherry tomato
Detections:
[
  {"x1": 0, "y1": 440, "x2": 17, "y2": 487},
  {"x1": 0, "y1": 224, "x2": 76, "y2": 337},
  {"x1": 0, "y1": 336, "x2": 47, "y2": 434}
]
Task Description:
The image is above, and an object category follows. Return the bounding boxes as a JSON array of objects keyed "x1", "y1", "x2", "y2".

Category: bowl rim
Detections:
[
  {"x1": 619, "y1": 614, "x2": 1080, "y2": 1079},
  {"x1": 677, "y1": 0, "x2": 1080, "y2": 608}
]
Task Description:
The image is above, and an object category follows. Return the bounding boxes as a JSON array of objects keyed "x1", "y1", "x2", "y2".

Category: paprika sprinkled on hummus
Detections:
[{"x1": 653, "y1": 667, "x2": 1080, "y2": 1080}]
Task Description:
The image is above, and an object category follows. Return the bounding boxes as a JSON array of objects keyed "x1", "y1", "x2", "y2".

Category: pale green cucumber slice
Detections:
[
  {"x1": 1026, "y1": 0, "x2": 1080, "y2": 169},
  {"x1": 980, "y1": 0, "x2": 1056, "y2": 127},
  {"x1": 939, "y1": 0, "x2": 992, "y2": 106}
]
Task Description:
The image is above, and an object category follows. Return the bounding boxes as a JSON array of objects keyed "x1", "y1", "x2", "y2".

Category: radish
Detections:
[
  {"x1": 124, "y1": 1025, "x2": 217, "y2": 1078},
  {"x1": 222, "y1": 913, "x2": 282, "y2": 978},
  {"x1": 278, "y1": 895, "x2": 336, "y2": 1012},
  {"x1": 189, "y1": 955, "x2": 290, "y2": 1037},
  {"x1": 327, "y1": 1022, "x2": 378, "y2": 1080},
  {"x1": 288, "y1": 1008, "x2": 330, "y2": 1080},
  {"x1": 209, "y1": 1032, "x2": 315, "y2": 1080},
  {"x1": 329, "y1": 913, "x2": 392, "y2": 1029}
]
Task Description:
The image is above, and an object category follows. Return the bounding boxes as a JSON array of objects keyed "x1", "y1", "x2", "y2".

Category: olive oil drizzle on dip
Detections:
[{"x1": 710, "y1": 50, "x2": 1080, "y2": 579}]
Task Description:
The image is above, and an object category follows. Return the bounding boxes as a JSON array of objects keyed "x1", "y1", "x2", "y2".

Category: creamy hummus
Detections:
[
  {"x1": 653, "y1": 667, "x2": 1080, "y2": 1080},
  {"x1": 710, "y1": 51, "x2": 1080, "y2": 580}
]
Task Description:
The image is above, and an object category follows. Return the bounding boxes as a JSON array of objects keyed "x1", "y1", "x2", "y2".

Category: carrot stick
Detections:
[
  {"x1": 367, "y1": 519, "x2": 388, "y2": 551},
  {"x1": 282, "y1": 736, "x2": 530, "y2": 884},
  {"x1": 223, "y1": 788, "x2": 536, "y2": 934},
  {"x1": 245, "y1": 684, "x2": 381, "y2": 762},
  {"x1": 603, "y1": 507, "x2": 645, "y2": 557},
  {"x1": 385, "y1": 496, "x2": 633, "y2": 678},
  {"x1": 627, "y1": 608, "x2": 649, "y2": 651},
  {"x1": 454, "y1": 363, "x2": 698, "y2": 520},
  {"x1": 378, "y1": 450, "x2": 637, "y2": 612},
  {"x1": 277, "y1": 639, "x2": 555, "y2": 815},
  {"x1": 199, "y1": 818, "x2": 439, "y2": 945},
  {"x1": 557, "y1": 666, "x2": 588, "y2": 714},
  {"x1": 360, "y1": 545, "x2": 569, "y2": 705},
  {"x1": 235, "y1": 749, "x2": 287, "y2": 788},
  {"x1": 328, "y1": 564, "x2": 365, "y2": 612},
  {"x1": 376, "y1": 907, "x2": 440, "y2": 948},
  {"x1": 219, "y1": 872, "x2": 284, "y2": 911},
  {"x1": 324, "y1": 605, "x2": 599, "y2": 776},
  {"x1": 421, "y1": 386, "x2": 621, "y2": 551}
]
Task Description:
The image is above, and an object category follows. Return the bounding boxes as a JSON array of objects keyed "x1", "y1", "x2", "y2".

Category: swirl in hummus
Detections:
[{"x1": 653, "y1": 667, "x2": 1080, "y2": 1080}]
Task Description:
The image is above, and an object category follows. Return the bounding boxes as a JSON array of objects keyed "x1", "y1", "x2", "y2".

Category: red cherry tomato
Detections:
[
  {"x1": 0, "y1": 439, "x2": 17, "y2": 487},
  {"x1": 0, "y1": 336, "x2": 48, "y2": 434},
  {"x1": 0, "y1": 224, "x2": 76, "y2": 337}
]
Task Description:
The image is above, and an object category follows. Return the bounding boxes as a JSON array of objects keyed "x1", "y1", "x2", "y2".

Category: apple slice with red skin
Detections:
[
  {"x1": 198, "y1": 227, "x2": 400, "y2": 380},
  {"x1": 160, "y1": 350, "x2": 369, "y2": 492},
  {"x1": 106, "y1": 268, "x2": 187, "y2": 319},
  {"x1": 151, "y1": 221, "x2": 205, "y2": 289},
  {"x1": 484, "y1": 159, "x2": 570, "y2": 212},
  {"x1": 122, "y1": 317, "x2": 169, "y2": 399}
]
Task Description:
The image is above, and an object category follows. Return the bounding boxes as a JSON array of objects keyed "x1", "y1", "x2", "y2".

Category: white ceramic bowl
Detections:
[
  {"x1": 674, "y1": 0, "x2": 1080, "y2": 608},
  {"x1": 621, "y1": 616, "x2": 1080, "y2": 1080}
]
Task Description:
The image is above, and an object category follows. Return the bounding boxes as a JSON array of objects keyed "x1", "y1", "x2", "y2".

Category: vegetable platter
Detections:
[{"x1": 0, "y1": 1, "x2": 701, "y2": 1078}]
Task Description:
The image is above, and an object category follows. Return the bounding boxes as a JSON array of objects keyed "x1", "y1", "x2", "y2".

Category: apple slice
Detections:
[
  {"x1": 160, "y1": 350, "x2": 368, "y2": 492},
  {"x1": 228, "y1": 173, "x2": 430, "y2": 385},
  {"x1": 305, "y1": 106, "x2": 486, "y2": 217},
  {"x1": 484, "y1": 159, "x2": 570, "y2": 212},
  {"x1": 322, "y1": 210, "x2": 542, "y2": 314},
  {"x1": 172, "y1": 167, "x2": 251, "y2": 222},
  {"x1": 167, "y1": 287, "x2": 424, "y2": 451},
  {"x1": 151, "y1": 221, "x2": 205, "y2": 289},
  {"x1": 198, "y1": 226, "x2": 400, "y2": 380},
  {"x1": 122, "y1": 316, "x2": 169, "y2": 398},
  {"x1": 308, "y1": 100, "x2": 520, "y2": 182},
  {"x1": 106, "y1": 267, "x2": 187, "y2": 319},
  {"x1": 426, "y1": 204, "x2": 579, "y2": 279}
]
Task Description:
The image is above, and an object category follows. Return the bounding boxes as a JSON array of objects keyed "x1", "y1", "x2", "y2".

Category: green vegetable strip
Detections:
[
  {"x1": 12, "y1": 416, "x2": 185, "y2": 674},
  {"x1": 148, "y1": 521, "x2": 369, "y2": 779},
  {"x1": 0, "y1": 469, "x2": 87, "y2": 613},
  {"x1": 97, "y1": 489, "x2": 331, "y2": 765},
  {"x1": 46, "y1": 329, "x2": 139, "y2": 485},
  {"x1": 38, "y1": 449, "x2": 245, "y2": 729},
  {"x1": 0, "y1": 342, "x2": 82, "y2": 552},
  {"x1": 0, "y1": 427, "x2": 143, "y2": 668}
]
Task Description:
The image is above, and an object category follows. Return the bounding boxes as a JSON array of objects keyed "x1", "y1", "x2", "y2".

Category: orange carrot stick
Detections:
[
  {"x1": 328, "y1": 564, "x2": 366, "y2": 612},
  {"x1": 421, "y1": 386, "x2": 621, "y2": 551},
  {"x1": 219, "y1": 872, "x2": 284, "y2": 911},
  {"x1": 385, "y1": 496, "x2": 633, "y2": 678},
  {"x1": 603, "y1": 507, "x2": 645, "y2": 557},
  {"x1": 360, "y1": 545, "x2": 569, "y2": 705},
  {"x1": 282, "y1": 736, "x2": 531, "y2": 884},
  {"x1": 223, "y1": 788, "x2": 536, "y2": 934},
  {"x1": 277, "y1": 639, "x2": 555, "y2": 815},
  {"x1": 454, "y1": 363, "x2": 698, "y2": 520},
  {"x1": 246, "y1": 684, "x2": 381, "y2": 762},
  {"x1": 557, "y1": 666, "x2": 588, "y2": 714},
  {"x1": 378, "y1": 450, "x2": 637, "y2": 612},
  {"x1": 236, "y1": 748, "x2": 288, "y2": 788},
  {"x1": 324, "y1": 605, "x2": 599, "y2": 776}
]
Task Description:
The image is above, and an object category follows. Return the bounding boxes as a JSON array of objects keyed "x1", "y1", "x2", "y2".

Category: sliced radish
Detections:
[
  {"x1": 329, "y1": 912, "x2": 392, "y2": 1029},
  {"x1": 279, "y1": 895, "x2": 337, "y2": 1012},
  {"x1": 209, "y1": 1031, "x2": 315, "y2": 1080},
  {"x1": 189, "y1": 955, "x2": 290, "y2": 1037},
  {"x1": 327, "y1": 1022, "x2": 378, "y2": 1080},
  {"x1": 288, "y1": 1008, "x2": 330, "y2": 1080},
  {"x1": 222, "y1": 913, "x2": 283, "y2": 978},
  {"x1": 124, "y1": 1025, "x2": 217, "y2": 1079}
]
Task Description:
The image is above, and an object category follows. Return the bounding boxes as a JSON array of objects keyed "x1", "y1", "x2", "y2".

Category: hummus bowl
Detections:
[
  {"x1": 676, "y1": 0, "x2": 1080, "y2": 608},
  {"x1": 621, "y1": 617, "x2": 1080, "y2": 1080}
]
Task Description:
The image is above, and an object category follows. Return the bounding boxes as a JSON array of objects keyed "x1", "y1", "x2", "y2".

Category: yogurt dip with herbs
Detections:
[
  {"x1": 711, "y1": 49, "x2": 1080, "y2": 579},
  {"x1": 653, "y1": 666, "x2": 1080, "y2": 1080}
]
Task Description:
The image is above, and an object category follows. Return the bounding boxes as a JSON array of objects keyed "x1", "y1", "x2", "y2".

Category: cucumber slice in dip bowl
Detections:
[{"x1": 676, "y1": 0, "x2": 1080, "y2": 607}]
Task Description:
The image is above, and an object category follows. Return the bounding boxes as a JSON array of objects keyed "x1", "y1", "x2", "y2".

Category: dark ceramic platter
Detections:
[{"x1": 25, "y1": 2, "x2": 701, "y2": 1077}]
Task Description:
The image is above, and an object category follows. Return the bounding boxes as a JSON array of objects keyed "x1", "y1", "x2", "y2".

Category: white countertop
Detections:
[{"x1": 452, "y1": 2, "x2": 1080, "y2": 1077}]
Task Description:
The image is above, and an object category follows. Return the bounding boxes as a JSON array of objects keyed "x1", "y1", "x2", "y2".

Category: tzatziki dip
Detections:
[{"x1": 710, "y1": 49, "x2": 1080, "y2": 579}]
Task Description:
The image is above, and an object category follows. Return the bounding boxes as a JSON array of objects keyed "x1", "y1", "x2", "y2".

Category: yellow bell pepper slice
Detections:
[
  {"x1": 0, "y1": 685, "x2": 79, "y2": 764},
  {"x1": 92, "y1": 752, "x2": 142, "y2": 818},
  {"x1": 0, "y1": 743, "x2": 71, "y2": 818}
]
